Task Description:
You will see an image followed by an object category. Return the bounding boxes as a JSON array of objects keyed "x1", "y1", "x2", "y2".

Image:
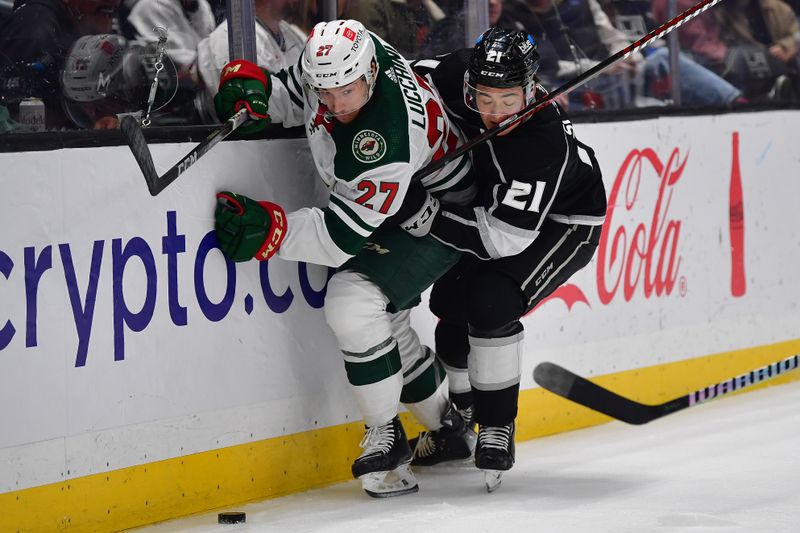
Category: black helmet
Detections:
[{"x1": 465, "y1": 27, "x2": 540, "y2": 113}]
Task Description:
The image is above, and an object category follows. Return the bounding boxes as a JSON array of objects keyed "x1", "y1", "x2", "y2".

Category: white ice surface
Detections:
[{"x1": 130, "y1": 381, "x2": 800, "y2": 533}]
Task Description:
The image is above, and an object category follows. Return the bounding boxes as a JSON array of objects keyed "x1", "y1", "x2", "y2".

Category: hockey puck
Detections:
[{"x1": 218, "y1": 511, "x2": 246, "y2": 524}]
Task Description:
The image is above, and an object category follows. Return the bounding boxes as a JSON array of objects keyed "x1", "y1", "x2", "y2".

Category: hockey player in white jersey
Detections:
[
  {"x1": 211, "y1": 20, "x2": 476, "y2": 497},
  {"x1": 193, "y1": 0, "x2": 306, "y2": 123}
]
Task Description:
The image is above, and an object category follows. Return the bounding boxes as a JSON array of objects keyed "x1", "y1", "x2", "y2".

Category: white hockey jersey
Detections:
[
  {"x1": 267, "y1": 32, "x2": 474, "y2": 267},
  {"x1": 195, "y1": 19, "x2": 306, "y2": 122},
  {"x1": 127, "y1": 0, "x2": 216, "y2": 68}
]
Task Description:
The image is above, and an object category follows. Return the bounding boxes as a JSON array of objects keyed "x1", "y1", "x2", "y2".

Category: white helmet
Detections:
[
  {"x1": 61, "y1": 34, "x2": 127, "y2": 102},
  {"x1": 301, "y1": 20, "x2": 377, "y2": 93}
]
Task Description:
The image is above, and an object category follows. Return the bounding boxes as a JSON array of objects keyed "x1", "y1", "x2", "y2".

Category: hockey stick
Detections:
[
  {"x1": 124, "y1": 0, "x2": 722, "y2": 194},
  {"x1": 533, "y1": 354, "x2": 799, "y2": 425},
  {"x1": 120, "y1": 108, "x2": 250, "y2": 196},
  {"x1": 123, "y1": 0, "x2": 256, "y2": 196},
  {"x1": 412, "y1": 0, "x2": 726, "y2": 181}
]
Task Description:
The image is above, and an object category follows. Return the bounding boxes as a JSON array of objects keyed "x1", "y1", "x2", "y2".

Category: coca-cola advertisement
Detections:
[{"x1": 413, "y1": 113, "x2": 800, "y2": 382}]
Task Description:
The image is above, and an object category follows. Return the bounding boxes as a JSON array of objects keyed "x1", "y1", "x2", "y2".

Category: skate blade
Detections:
[
  {"x1": 413, "y1": 456, "x2": 474, "y2": 469},
  {"x1": 411, "y1": 427, "x2": 479, "y2": 468},
  {"x1": 483, "y1": 470, "x2": 503, "y2": 493},
  {"x1": 464, "y1": 428, "x2": 478, "y2": 454},
  {"x1": 360, "y1": 463, "x2": 419, "y2": 498}
]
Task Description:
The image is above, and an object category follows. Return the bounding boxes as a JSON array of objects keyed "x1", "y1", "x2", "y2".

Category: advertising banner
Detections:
[{"x1": 2, "y1": 111, "x2": 799, "y2": 496}]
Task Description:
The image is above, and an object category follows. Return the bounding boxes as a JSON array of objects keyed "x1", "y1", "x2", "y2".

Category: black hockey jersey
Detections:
[{"x1": 412, "y1": 50, "x2": 607, "y2": 260}]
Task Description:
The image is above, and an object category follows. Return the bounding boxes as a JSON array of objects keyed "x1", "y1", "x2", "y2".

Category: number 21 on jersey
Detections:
[{"x1": 502, "y1": 180, "x2": 546, "y2": 212}]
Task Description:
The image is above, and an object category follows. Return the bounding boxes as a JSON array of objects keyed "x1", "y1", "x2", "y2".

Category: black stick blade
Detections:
[
  {"x1": 534, "y1": 362, "x2": 660, "y2": 425},
  {"x1": 535, "y1": 355, "x2": 800, "y2": 426},
  {"x1": 533, "y1": 362, "x2": 577, "y2": 397},
  {"x1": 120, "y1": 115, "x2": 159, "y2": 195}
]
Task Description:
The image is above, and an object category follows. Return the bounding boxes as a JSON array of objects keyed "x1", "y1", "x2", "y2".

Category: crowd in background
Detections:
[{"x1": 1, "y1": 0, "x2": 798, "y2": 132}]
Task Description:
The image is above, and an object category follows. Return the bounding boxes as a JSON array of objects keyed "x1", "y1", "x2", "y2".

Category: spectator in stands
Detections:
[
  {"x1": 652, "y1": 0, "x2": 725, "y2": 70},
  {"x1": 605, "y1": 0, "x2": 746, "y2": 106},
  {"x1": 495, "y1": 0, "x2": 562, "y2": 86},
  {"x1": 127, "y1": 0, "x2": 216, "y2": 68},
  {"x1": 416, "y1": 0, "x2": 567, "y2": 107},
  {"x1": 418, "y1": 0, "x2": 475, "y2": 57},
  {"x1": 652, "y1": 0, "x2": 799, "y2": 100},
  {"x1": 524, "y1": 0, "x2": 644, "y2": 109},
  {"x1": 0, "y1": 0, "x2": 121, "y2": 128},
  {"x1": 519, "y1": 0, "x2": 745, "y2": 108},
  {"x1": 206, "y1": 0, "x2": 225, "y2": 24},
  {"x1": 717, "y1": 0, "x2": 798, "y2": 98},
  {"x1": 191, "y1": 0, "x2": 306, "y2": 123},
  {"x1": 60, "y1": 33, "x2": 130, "y2": 129},
  {"x1": 342, "y1": 0, "x2": 445, "y2": 59},
  {"x1": 288, "y1": 0, "x2": 334, "y2": 34},
  {"x1": 59, "y1": 32, "x2": 193, "y2": 128},
  {"x1": 1, "y1": 0, "x2": 13, "y2": 24},
  {"x1": 420, "y1": 1, "x2": 557, "y2": 67},
  {"x1": 420, "y1": 0, "x2": 506, "y2": 57}
]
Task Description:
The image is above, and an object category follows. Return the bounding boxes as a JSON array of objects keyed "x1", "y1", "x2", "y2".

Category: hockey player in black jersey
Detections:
[{"x1": 401, "y1": 27, "x2": 607, "y2": 491}]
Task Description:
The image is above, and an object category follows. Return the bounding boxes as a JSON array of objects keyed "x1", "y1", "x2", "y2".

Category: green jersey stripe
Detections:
[
  {"x1": 329, "y1": 195, "x2": 377, "y2": 234},
  {"x1": 274, "y1": 69, "x2": 304, "y2": 109},
  {"x1": 342, "y1": 337, "x2": 396, "y2": 363},
  {"x1": 428, "y1": 165, "x2": 472, "y2": 195},
  {"x1": 286, "y1": 67, "x2": 305, "y2": 104},
  {"x1": 400, "y1": 358, "x2": 446, "y2": 403},
  {"x1": 424, "y1": 154, "x2": 470, "y2": 192},
  {"x1": 402, "y1": 351, "x2": 434, "y2": 381},
  {"x1": 345, "y1": 346, "x2": 402, "y2": 386},
  {"x1": 323, "y1": 207, "x2": 367, "y2": 256}
]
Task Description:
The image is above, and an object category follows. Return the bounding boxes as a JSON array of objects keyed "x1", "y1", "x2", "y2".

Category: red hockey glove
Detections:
[{"x1": 214, "y1": 191, "x2": 287, "y2": 262}]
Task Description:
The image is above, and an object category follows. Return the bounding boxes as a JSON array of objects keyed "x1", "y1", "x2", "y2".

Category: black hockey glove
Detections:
[{"x1": 383, "y1": 182, "x2": 440, "y2": 237}]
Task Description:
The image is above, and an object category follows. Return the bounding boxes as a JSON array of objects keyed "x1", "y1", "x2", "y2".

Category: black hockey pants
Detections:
[{"x1": 430, "y1": 221, "x2": 602, "y2": 426}]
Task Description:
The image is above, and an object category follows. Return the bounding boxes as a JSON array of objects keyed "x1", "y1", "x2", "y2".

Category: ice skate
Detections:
[
  {"x1": 474, "y1": 421, "x2": 515, "y2": 492},
  {"x1": 408, "y1": 404, "x2": 474, "y2": 452},
  {"x1": 411, "y1": 403, "x2": 477, "y2": 466},
  {"x1": 458, "y1": 404, "x2": 475, "y2": 430},
  {"x1": 352, "y1": 415, "x2": 418, "y2": 498}
]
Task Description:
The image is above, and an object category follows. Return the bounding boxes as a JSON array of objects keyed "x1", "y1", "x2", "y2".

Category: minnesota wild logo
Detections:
[{"x1": 352, "y1": 130, "x2": 386, "y2": 163}]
